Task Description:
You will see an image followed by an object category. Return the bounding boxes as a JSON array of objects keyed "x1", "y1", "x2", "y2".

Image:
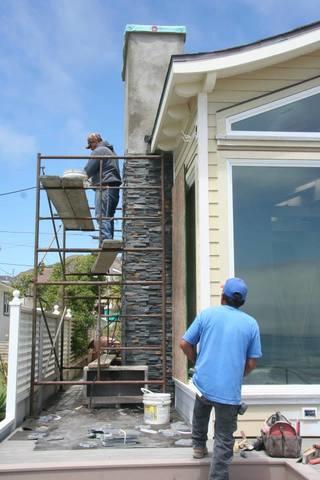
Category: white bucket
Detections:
[
  {"x1": 63, "y1": 169, "x2": 87, "y2": 180},
  {"x1": 142, "y1": 388, "x2": 171, "y2": 425}
]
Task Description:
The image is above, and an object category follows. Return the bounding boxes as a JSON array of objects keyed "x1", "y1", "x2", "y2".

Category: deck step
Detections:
[{"x1": 0, "y1": 451, "x2": 314, "y2": 480}]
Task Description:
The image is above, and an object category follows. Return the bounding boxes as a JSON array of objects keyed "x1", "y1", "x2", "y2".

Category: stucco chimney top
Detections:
[{"x1": 122, "y1": 24, "x2": 186, "y2": 81}]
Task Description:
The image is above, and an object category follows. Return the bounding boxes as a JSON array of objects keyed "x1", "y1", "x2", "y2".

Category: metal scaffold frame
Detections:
[{"x1": 30, "y1": 153, "x2": 168, "y2": 412}]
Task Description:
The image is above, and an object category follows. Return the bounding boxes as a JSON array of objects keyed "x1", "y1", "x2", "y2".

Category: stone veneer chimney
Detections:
[{"x1": 121, "y1": 25, "x2": 185, "y2": 391}]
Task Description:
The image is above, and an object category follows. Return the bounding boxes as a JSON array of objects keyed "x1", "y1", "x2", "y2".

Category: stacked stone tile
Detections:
[{"x1": 121, "y1": 156, "x2": 173, "y2": 392}]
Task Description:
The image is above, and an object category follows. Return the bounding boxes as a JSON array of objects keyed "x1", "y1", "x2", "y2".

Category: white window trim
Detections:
[
  {"x1": 226, "y1": 84, "x2": 320, "y2": 139},
  {"x1": 227, "y1": 158, "x2": 320, "y2": 400}
]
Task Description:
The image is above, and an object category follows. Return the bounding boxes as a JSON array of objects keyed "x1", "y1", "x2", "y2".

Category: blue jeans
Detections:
[
  {"x1": 95, "y1": 185, "x2": 120, "y2": 240},
  {"x1": 192, "y1": 395, "x2": 238, "y2": 480}
]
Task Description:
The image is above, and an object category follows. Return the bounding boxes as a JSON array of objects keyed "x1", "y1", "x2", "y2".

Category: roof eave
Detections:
[{"x1": 151, "y1": 25, "x2": 320, "y2": 152}]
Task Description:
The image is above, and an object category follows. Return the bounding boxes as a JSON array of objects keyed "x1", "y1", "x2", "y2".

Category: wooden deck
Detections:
[{"x1": 0, "y1": 439, "x2": 318, "y2": 480}]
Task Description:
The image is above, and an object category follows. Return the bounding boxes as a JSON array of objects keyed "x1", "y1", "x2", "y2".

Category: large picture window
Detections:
[{"x1": 232, "y1": 164, "x2": 320, "y2": 385}]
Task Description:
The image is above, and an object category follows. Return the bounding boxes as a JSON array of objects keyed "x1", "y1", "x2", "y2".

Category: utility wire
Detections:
[
  {"x1": 0, "y1": 229, "x2": 90, "y2": 237},
  {"x1": 0, "y1": 262, "x2": 33, "y2": 267},
  {"x1": 38, "y1": 225, "x2": 62, "y2": 265},
  {"x1": 0, "y1": 186, "x2": 36, "y2": 196},
  {"x1": 0, "y1": 266, "x2": 12, "y2": 275},
  {"x1": 0, "y1": 242, "x2": 34, "y2": 248}
]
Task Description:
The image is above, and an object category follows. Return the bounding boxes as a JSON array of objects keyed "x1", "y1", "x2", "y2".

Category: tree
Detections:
[
  {"x1": 12, "y1": 271, "x2": 33, "y2": 298},
  {"x1": 12, "y1": 255, "x2": 110, "y2": 357}
]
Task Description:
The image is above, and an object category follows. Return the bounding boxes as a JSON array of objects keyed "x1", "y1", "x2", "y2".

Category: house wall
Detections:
[
  {"x1": 207, "y1": 50, "x2": 320, "y2": 302},
  {"x1": 173, "y1": 49, "x2": 320, "y2": 433},
  {"x1": 171, "y1": 112, "x2": 198, "y2": 385},
  {"x1": 203, "y1": 50, "x2": 320, "y2": 435}
]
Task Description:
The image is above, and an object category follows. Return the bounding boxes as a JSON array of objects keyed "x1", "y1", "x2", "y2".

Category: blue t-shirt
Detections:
[{"x1": 183, "y1": 305, "x2": 262, "y2": 405}]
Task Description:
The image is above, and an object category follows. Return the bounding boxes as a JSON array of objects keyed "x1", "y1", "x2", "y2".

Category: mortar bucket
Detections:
[{"x1": 141, "y1": 388, "x2": 171, "y2": 425}]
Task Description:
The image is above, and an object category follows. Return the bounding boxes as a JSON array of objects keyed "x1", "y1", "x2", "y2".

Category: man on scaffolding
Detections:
[{"x1": 84, "y1": 133, "x2": 122, "y2": 243}]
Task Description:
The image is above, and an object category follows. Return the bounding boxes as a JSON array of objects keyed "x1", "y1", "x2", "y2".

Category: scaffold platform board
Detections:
[
  {"x1": 87, "y1": 353, "x2": 116, "y2": 368},
  {"x1": 92, "y1": 239, "x2": 123, "y2": 273},
  {"x1": 41, "y1": 175, "x2": 94, "y2": 231}
]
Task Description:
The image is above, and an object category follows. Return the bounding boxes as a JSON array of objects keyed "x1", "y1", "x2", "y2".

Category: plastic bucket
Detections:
[
  {"x1": 141, "y1": 388, "x2": 171, "y2": 425},
  {"x1": 63, "y1": 169, "x2": 87, "y2": 180}
]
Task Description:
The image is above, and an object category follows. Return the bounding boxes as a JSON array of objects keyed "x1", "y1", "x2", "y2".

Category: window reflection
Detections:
[
  {"x1": 231, "y1": 92, "x2": 320, "y2": 132},
  {"x1": 233, "y1": 166, "x2": 320, "y2": 384}
]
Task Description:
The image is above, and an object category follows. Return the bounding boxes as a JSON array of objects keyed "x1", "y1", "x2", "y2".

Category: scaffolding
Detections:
[{"x1": 30, "y1": 153, "x2": 169, "y2": 412}]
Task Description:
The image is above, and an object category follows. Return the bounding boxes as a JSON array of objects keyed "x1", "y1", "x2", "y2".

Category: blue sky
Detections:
[{"x1": 0, "y1": 0, "x2": 319, "y2": 276}]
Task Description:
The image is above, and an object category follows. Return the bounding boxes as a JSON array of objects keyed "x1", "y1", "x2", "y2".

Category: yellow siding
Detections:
[
  {"x1": 209, "y1": 403, "x2": 320, "y2": 437},
  {"x1": 207, "y1": 49, "x2": 320, "y2": 302}
]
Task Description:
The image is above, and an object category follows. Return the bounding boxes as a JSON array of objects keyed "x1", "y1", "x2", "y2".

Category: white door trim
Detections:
[{"x1": 197, "y1": 93, "x2": 211, "y2": 310}]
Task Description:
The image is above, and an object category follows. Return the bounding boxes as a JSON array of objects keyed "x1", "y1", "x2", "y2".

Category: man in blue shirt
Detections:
[{"x1": 180, "y1": 277, "x2": 262, "y2": 480}]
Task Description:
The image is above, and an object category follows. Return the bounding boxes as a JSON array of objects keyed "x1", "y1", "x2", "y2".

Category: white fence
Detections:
[
  {"x1": 0, "y1": 341, "x2": 8, "y2": 365},
  {"x1": 0, "y1": 290, "x2": 83, "y2": 441}
]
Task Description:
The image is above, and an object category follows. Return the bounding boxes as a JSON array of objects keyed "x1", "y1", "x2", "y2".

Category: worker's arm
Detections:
[
  {"x1": 84, "y1": 158, "x2": 99, "y2": 178},
  {"x1": 244, "y1": 358, "x2": 257, "y2": 376},
  {"x1": 180, "y1": 339, "x2": 197, "y2": 364}
]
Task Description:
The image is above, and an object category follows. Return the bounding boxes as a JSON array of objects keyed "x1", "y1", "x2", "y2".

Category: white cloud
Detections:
[
  {"x1": 0, "y1": 0, "x2": 121, "y2": 119},
  {"x1": 52, "y1": 0, "x2": 120, "y2": 67},
  {"x1": 0, "y1": 125, "x2": 37, "y2": 163}
]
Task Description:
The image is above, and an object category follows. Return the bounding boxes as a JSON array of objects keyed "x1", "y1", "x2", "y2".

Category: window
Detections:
[
  {"x1": 3, "y1": 292, "x2": 10, "y2": 316},
  {"x1": 227, "y1": 85, "x2": 320, "y2": 137},
  {"x1": 232, "y1": 164, "x2": 320, "y2": 385}
]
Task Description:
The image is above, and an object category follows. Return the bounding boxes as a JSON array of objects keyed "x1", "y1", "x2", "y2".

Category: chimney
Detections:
[{"x1": 122, "y1": 25, "x2": 186, "y2": 154}]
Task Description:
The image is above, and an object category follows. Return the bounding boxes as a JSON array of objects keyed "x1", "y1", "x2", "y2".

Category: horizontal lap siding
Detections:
[
  {"x1": 17, "y1": 309, "x2": 65, "y2": 399},
  {"x1": 0, "y1": 341, "x2": 8, "y2": 364},
  {"x1": 207, "y1": 51, "x2": 320, "y2": 302},
  {"x1": 17, "y1": 310, "x2": 34, "y2": 398},
  {"x1": 41, "y1": 314, "x2": 59, "y2": 379}
]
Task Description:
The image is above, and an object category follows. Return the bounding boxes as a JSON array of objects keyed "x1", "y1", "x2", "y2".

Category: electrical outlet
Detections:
[{"x1": 302, "y1": 407, "x2": 317, "y2": 419}]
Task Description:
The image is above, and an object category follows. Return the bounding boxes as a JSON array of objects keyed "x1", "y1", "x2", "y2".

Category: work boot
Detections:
[{"x1": 193, "y1": 446, "x2": 208, "y2": 459}]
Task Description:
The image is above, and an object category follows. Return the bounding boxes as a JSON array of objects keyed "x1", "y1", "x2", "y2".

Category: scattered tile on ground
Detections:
[{"x1": 14, "y1": 385, "x2": 192, "y2": 451}]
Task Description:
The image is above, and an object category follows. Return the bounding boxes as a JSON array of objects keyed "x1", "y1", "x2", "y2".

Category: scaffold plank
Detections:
[
  {"x1": 92, "y1": 240, "x2": 123, "y2": 273},
  {"x1": 87, "y1": 353, "x2": 116, "y2": 368},
  {"x1": 41, "y1": 175, "x2": 94, "y2": 231}
]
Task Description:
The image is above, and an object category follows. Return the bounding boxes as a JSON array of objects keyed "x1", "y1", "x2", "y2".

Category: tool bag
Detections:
[{"x1": 261, "y1": 412, "x2": 301, "y2": 458}]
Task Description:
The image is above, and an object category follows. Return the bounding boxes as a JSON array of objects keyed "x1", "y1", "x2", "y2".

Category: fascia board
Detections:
[
  {"x1": 173, "y1": 31, "x2": 320, "y2": 76},
  {"x1": 151, "y1": 68, "x2": 175, "y2": 152}
]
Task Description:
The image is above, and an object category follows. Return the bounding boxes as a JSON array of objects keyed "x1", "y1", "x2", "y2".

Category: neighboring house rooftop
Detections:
[
  {"x1": 151, "y1": 20, "x2": 320, "y2": 151},
  {"x1": 0, "y1": 276, "x2": 13, "y2": 284}
]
